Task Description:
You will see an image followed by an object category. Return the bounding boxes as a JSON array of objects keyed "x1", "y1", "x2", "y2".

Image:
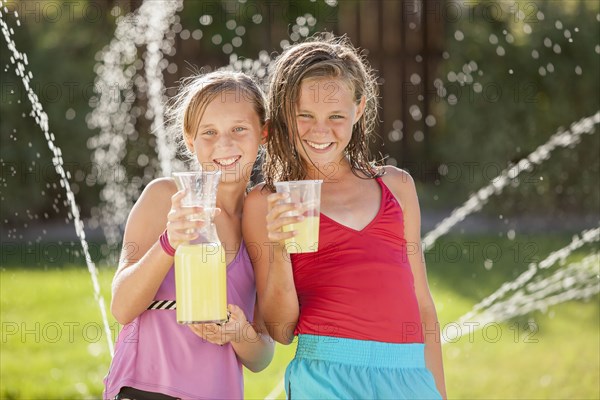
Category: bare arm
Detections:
[
  {"x1": 242, "y1": 185, "x2": 301, "y2": 344},
  {"x1": 111, "y1": 178, "x2": 204, "y2": 325},
  {"x1": 383, "y1": 167, "x2": 447, "y2": 399},
  {"x1": 230, "y1": 302, "x2": 275, "y2": 372}
]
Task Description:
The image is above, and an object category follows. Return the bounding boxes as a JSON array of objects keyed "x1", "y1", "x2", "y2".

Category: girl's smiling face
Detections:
[
  {"x1": 294, "y1": 77, "x2": 365, "y2": 170},
  {"x1": 186, "y1": 91, "x2": 265, "y2": 183}
]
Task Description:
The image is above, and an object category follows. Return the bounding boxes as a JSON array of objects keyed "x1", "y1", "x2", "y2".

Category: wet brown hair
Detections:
[
  {"x1": 264, "y1": 34, "x2": 382, "y2": 190},
  {"x1": 167, "y1": 70, "x2": 267, "y2": 162}
]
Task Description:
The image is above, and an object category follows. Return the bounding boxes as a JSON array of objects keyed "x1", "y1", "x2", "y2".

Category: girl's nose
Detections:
[
  {"x1": 216, "y1": 133, "x2": 234, "y2": 148},
  {"x1": 311, "y1": 120, "x2": 330, "y2": 134}
]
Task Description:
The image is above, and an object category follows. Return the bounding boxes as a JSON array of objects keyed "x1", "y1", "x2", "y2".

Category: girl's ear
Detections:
[
  {"x1": 260, "y1": 120, "x2": 270, "y2": 144},
  {"x1": 354, "y1": 96, "x2": 367, "y2": 124},
  {"x1": 184, "y1": 132, "x2": 195, "y2": 154}
]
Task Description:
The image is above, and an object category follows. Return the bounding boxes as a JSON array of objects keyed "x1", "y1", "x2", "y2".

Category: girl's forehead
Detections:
[
  {"x1": 199, "y1": 95, "x2": 260, "y2": 121},
  {"x1": 299, "y1": 77, "x2": 354, "y2": 91},
  {"x1": 296, "y1": 77, "x2": 356, "y2": 106}
]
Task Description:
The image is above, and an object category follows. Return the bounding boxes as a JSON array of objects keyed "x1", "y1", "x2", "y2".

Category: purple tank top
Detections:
[{"x1": 103, "y1": 241, "x2": 256, "y2": 399}]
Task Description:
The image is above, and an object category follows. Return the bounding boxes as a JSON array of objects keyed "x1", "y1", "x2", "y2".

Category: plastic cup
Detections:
[
  {"x1": 173, "y1": 171, "x2": 221, "y2": 228},
  {"x1": 274, "y1": 180, "x2": 323, "y2": 253}
]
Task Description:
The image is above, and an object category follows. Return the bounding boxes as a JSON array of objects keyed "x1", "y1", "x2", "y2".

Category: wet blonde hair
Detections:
[
  {"x1": 264, "y1": 34, "x2": 382, "y2": 190},
  {"x1": 167, "y1": 70, "x2": 267, "y2": 162}
]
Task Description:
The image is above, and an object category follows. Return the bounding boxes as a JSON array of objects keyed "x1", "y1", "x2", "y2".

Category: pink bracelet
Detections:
[{"x1": 159, "y1": 229, "x2": 176, "y2": 256}]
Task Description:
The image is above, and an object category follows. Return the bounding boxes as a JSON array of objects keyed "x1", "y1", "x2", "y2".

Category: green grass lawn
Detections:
[{"x1": 1, "y1": 233, "x2": 598, "y2": 399}]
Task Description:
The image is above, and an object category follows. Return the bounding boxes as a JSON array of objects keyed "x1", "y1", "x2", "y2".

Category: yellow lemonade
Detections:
[
  {"x1": 174, "y1": 243, "x2": 227, "y2": 324},
  {"x1": 284, "y1": 215, "x2": 320, "y2": 253}
]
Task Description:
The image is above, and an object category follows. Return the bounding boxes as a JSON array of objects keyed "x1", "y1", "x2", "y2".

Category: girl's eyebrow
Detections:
[
  {"x1": 297, "y1": 109, "x2": 347, "y2": 114},
  {"x1": 197, "y1": 119, "x2": 250, "y2": 128}
]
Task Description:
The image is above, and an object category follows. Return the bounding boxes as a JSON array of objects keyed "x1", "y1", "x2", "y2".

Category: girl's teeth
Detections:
[
  {"x1": 307, "y1": 141, "x2": 331, "y2": 150},
  {"x1": 216, "y1": 157, "x2": 238, "y2": 166}
]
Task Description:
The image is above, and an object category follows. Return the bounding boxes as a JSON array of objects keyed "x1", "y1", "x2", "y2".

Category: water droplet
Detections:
[
  {"x1": 489, "y1": 34, "x2": 498, "y2": 45},
  {"x1": 393, "y1": 120, "x2": 403, "y2": 130},
  {"x1": 180, "y1": 29, "x2": 190, "y2": 40},
  {"x1": 415, "y1": 55, "x2": 423, "y2": 62},
  {"x1": 447, "y1": 94, "x2": 458, "y2": 105},
  {"x1": 199, "y1": 15, "x2": 213, "y2": 26},
  {"x1": 425, "y1": 115, "x2": 437, "y2": 127},
  {"x1": 555, "y1": 20, "x2": 563, "y2": 30},
  {"x1": 387, "y1": 157, "x2": 397, "y2": 166},
  {"x1": 211, "y1": 34, "x2": 222, "y2": 45},
  {"x1": 232, "y1": 37, "x2": 242, "y2": 47},
  {"x1": 484, "y1": 259, "x2": 493, "y2": 270},
  {"x1": 409, "y1": 105, "x2": 422, "y2": 121},
  {"x1": 538, "y1": 66, "x2": 547, "y2": 76},
  {"x1": 191, "y1": 29, "x2": 203, "y2": 40},
  {"x1": 496, "y1": 46, "x2": 505, "y2": 56},
  {"x1": 543, "y1": 37, "x2": 552, "y2": 47},
  {"x1": 65, "y1": 108, "x2": 76, "y2": 120},
  {"x1": 454, "y1": 30, "x2": 464, "y2": 41},
  {"x1": 546, "y1": 63, "x2": 554, "y2": 73},
  {"x1": 575, "y1": 66, "x2": 582, "y2": 75},
  {"x1": 388, "y1": 130, "x2": 402, "y2": 142},
  {"x1": 410, "y1": 73, "x2": 421, "y2": 85},
  {"x1": 252, "y1": 14, "x2": 263, "y2": 24},
  {"x1": 507, "y1": 230, "x2": 516, "y2": 240},
  {"x1": 413, "y1": 131, "x2": 424, "y2": 142},
  {"x1": 553, "y1": 44, "x2": 561, "y2": 54},
  {"x1": 508, "y1": 69, "x2": 513, "y2": 75},
  {"x1": 226, "y1": 19, "x2": 237, "y2": 30},
  {"x1": 523, "y1": 24, "x2": 532, "y2": 34}
]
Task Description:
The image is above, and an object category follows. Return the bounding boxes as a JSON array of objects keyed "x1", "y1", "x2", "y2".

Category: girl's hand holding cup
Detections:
[
  {"x1": 265, "y1": 192, "x2": 304, "y2": 246},
  {"x1": 166, "y1": 190, "x2": 220, "y2": 249},
  {"x1": 189, "y1": 304, "x2": 249, "y2": 345}
]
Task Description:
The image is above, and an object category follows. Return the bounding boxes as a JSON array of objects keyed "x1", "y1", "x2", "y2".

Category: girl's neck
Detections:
[
  {"x1": 304, "y1": 157, "x2": 352, "y2": 182},
  {"x1": 215, "y1": 181, "x2": 246, "y2": 216}
]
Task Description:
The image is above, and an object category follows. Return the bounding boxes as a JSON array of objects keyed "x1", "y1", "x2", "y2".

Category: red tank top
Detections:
[{"x1": 291, "y1": 177, "x2": 424, "y2": 343}]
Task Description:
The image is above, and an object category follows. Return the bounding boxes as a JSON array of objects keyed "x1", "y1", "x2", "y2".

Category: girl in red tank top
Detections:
[{"x1": 244, "y1": 34, "x2": 446, "y2": 399}]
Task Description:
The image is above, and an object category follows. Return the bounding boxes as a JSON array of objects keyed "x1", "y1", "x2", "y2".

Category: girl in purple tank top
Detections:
[{"x1": 103, "y1": 71, "x2": 274, "y2": 400}]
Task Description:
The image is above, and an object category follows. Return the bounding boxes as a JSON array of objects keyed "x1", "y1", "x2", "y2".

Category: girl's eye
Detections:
[
  {"x1": 298, "y1": 114, "x2": 312, "y2": 118},
  {"x1": 234, "y1": 126, "x2": 247, "y2": 133},
  {"x1": 202, "y1": 130, "x2": 216, "y2": 136},
  {"x1": 330, "y1": 115, "x2": 344, "y2": 119}
]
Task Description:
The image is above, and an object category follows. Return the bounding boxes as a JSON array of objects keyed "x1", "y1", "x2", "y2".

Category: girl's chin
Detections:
[{"x1": 217, "y1": 170, "x2": 252, "y2": 184}]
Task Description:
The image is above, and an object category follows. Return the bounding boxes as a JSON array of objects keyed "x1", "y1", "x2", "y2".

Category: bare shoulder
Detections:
[
  {"x1": 380, "y1": 165, "x2": 417, "y2": 201},
  {"x1": 127, "y1": 177, "x2": 177, "y2": 232},
  {"x1": 244, "y1": 182, "x2": 272, "y2": 209},
  {"x1": 119, "y1": 178, "x2": 177, "y2": 268},
  {"x1": 137, "y1": 177, "x2": 177, "y2": 209}
]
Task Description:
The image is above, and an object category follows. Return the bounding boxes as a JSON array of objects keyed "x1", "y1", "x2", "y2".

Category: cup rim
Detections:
[
  {"x1": 173, "y1": 171, "x2": 222, "y2": 177},
  {"x1": 274, "y1": 179, "x2": 323, "y2": 187}
]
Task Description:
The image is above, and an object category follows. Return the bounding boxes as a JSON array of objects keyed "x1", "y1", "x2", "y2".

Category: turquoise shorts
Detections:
[{"x1": 285, "y1": 334, "x2": 442, "y2": 400}]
